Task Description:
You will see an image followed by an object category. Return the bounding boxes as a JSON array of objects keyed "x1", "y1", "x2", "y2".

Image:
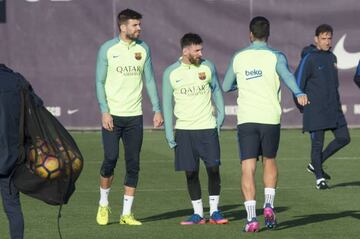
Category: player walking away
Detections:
[
  {"x1": 354, "y1": 60, "x2": 360, "y2": 88},
  {"x1": 223, "y1": 16, "x2": 308, "y2": 232},
  {"x1": 95, "y1": 9, "x2": 163, "y2": 226},
  {"x1": 163, "y1": 33, "x2": 228, "y2": 225},
  {"x1": 295, "y1": 24, "x2": 350, "y2": 190}
]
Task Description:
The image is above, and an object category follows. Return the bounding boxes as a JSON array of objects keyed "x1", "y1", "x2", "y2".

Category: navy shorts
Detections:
[
  {"x1": 174, "y1": 128, "x2": 220, "y2": 171},
  {"x1": 237, "y1": 123, "x2": 280, "y2": 161}
]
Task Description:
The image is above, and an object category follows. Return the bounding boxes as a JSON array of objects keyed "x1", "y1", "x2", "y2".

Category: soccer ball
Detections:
[
  {"x1": 34, "y1": 138, "x2": 51, "y2": 154},
  {"x1": 61, "y1": 150, "x2": 83, "y2": 176},
  {"x1": 34, "y1": 153, "x2": 63, "y2": 180},
  {"x1": 27, "y1": 138, "x2": 52, "y2": 171},
  {"x1": 55, "y1": 138, "x2": 65, "y2": 151}
]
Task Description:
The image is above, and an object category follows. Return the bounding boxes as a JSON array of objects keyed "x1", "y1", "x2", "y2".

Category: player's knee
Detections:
[
  {"x1": 185, "y1": 171, "x2": 199, "y2": 183},
  {"x1": 207, "y1": 165, "x2": 219, "y2": 174},
  {"x1": 206, "y1": 166, "x2": 220, "y2": 181},
  {"x1": 100, "y1": 167, "x2": 114, "y2": 178},
  {"x1": 337, "y1": 135, "x2": 351, "y2": 146},
  {"x1": 124, "y1": 174, "x2": 138, "y2": 188},
  {"x1": 100, "y1": 158, "x2": 117, "y2": 177}
]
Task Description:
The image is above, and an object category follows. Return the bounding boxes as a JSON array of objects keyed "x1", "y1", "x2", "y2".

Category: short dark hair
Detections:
[
  {"x1": 117, "y1": 9, "x2": 142, "y2": 26},
  {"x1": 249, "y1": 16, "x2": 270, "y2": 40},
  {"x1": 180, "y1": 33, "x2": 203, "y2": 49},
  {"x1": 315, "y1": 24, "x2": 333, "y2": 36}
]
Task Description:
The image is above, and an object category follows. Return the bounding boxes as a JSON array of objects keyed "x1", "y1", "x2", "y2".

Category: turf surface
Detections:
[{"x1": 1, "y1": 129, "x2": 360, "y2": 238}]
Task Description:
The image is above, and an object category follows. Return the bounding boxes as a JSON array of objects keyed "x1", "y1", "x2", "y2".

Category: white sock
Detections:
[
  {"x1": 99, "y1": 187, "x2": 110, "y2": 206},
  {"x1": 191, "y1": 199, "x2": 203, "y2": 218},
  {"x1": 316, "y1": 178, "x2": 325, "y2": 185},
  {"x1": 264, "y1": 188, "x2": 276, "y2": 208},
  {"x1": 209, "y1": 195, "x2": 219, "y2": 216},
  {"x1": 244, "y1": 200, "x2": 256, "y2": 222},
  {"x1": 122, "y1": 195, "x2": 134, "y2": 216}
]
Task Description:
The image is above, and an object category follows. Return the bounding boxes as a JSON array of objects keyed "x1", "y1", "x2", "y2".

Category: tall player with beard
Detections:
[
  {"x1": 96, "y1": 9, "x2": 163, "y2": 226},
  {"x1": 163, "y1": 33, "x2": 228, "y2": 225}
]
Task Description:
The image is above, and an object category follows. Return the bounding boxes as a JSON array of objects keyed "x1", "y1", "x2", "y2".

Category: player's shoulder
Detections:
[
  {"x1": 164, "y1": 60, "x2": 181, "y2": 76},
  {"x1": 136, "y1": 39, "x2": 150, "y2": 52},
  {"x1": 265, "y1": 46, "x2": 285, "y2": 59},
  {"x1": 97, "y1": 37, "x2": 119, "y2": 57},
  {"x1": 99, "y1": 37, "x2": 119, "y2": 50},
  {"x1": 233, "y1": 47, "x2": 249, "y2": 56},
  {"x1": 201, "y1": 59, "x2": 216, "y2": 70},
  {"x1": 232, "y1": 46, "x2": 254, "y2": 61}
]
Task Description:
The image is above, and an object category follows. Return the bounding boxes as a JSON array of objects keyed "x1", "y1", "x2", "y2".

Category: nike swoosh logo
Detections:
[
  {"x1": 67, "y1": 109, "x2": 79, "y2": 115},
  {"x1": 113, "y1": 55, "x2": 120, "y2": 58},
  {"x1": 175, "y1": 80, "x2": 182, "y2": 83},
  {"x1": 283, "y1": 107, "x2": 295, "y2": 113},
  {"x1": 333, "y1": 34, "x2": 360, "y2": 70}
]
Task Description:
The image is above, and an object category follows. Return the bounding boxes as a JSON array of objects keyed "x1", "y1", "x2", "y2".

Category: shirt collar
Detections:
[
  {"x1": 251, "y1": 40, "x2": 267, "y2": 47},
  {"x1": 118, "y1": 36, "x2": 137, "y2": 48}
]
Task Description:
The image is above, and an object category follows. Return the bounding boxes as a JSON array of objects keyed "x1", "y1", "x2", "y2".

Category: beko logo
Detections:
[{"x1": 245, "y1": 69, "x2": 263, "y2": 80}]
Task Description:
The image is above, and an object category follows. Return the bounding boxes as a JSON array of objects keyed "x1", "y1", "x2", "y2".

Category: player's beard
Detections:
[
  {"x1": 189, "y1": 55, "x2": 201, "y2": 65},
  {"x1": 126, "y1": 31, "x2": 140, "y2": 41}
]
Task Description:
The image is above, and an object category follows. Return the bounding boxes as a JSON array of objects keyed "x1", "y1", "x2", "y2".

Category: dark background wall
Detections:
[{"x1": 0, "y1": 0, "x2": 359, "y2": 128}]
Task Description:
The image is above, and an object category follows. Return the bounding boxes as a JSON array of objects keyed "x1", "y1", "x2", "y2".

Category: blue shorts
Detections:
[
  {"x1": 174, "y1": 128, "x2": 220, "y2": 171},
  {"x1": 237, "y1": 123, "x2": 280, "y2": 161}
]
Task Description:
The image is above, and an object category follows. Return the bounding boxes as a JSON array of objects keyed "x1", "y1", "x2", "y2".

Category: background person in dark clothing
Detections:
[
  {"x1": 354, "y1": 60, "x2": 360, "y2": 88},
  {"x1": 295, "y1": 24, "x2": 350, "y2": 190},
  {"x1": 0, "y1": 64, "x2": 26, "y2": 239}
]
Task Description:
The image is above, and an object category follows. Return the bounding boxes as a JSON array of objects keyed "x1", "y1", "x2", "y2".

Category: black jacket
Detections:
[
  {"x1": 295, "y1": 45, "x2": 346, "y2": 132},
  {"x1": 0, "y1": 64, "x2": 42, "y2": 176},
  {"x1": 354, "y1": 60, "x2": 360, "y2": 88}
]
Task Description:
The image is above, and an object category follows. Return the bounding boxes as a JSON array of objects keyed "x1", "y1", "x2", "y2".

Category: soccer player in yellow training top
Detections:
[
  {"x1": 223, "y1": 16, "x2": 308, "y2": 232},
  {"x1": 163, "y1": 33, "x2": 228, "y2": 225},
  {"x1": 95, "y1": 9, "x2": 163, "y2": 226}
]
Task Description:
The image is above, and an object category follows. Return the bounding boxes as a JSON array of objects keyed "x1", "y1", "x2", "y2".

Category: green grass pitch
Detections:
[{"x1": 1, "y1": 129, "x2": 360, "y2": 238}]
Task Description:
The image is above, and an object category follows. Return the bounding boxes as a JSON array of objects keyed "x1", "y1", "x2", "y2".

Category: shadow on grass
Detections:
[
  {"x1": 330, "y1": 181, "x2": 360, "y2": 188},
  {"x1": 276, "y1": 210, "x2": 360, "y2": 230},
  {"x1": 137, "y1": 204, "x2": 288, "y2": 223}
]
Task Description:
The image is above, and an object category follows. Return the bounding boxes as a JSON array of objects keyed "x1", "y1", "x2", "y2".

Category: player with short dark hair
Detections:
[
  {"x1": 117, "y1": 8, "x2": 142, "y2": 27},
  {"x1": 96, "y1": 8, "x2": 163, "y2": 226},
  {"x1": 295, "y1": 24, "x2": 350, "y2": 190},
  {"x1": 315, "y1": 24, "x2": 333, "y2": 37},
  {"x1": 223, "y1": 16, "x2": 308, "y2": 232},
  {"x1": 163, "y1": 33, "x2": 227, "y2": 225}
]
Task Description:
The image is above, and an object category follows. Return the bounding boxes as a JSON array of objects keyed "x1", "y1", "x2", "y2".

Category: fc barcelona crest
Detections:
[
  {"x1": 135, "y1": 52, "x2": 142, "y2": 60},
  {"x1": 198, "y1": 72, "x2": 206, "y2": 80}
]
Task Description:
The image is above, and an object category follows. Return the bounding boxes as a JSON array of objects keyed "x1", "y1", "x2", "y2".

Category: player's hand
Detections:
[
  {"x1": 153, "y1": 112, "x2": 164, "y2": 128},
  {"x1": 168, "y1": 140, "x2": 177, "y2": 149},
  {"x1": 102, "y1": 112, "x2": 113, "y2": 131},
  {"x1": 297, "y1": 94, "x2": 309, "y2": 106}
]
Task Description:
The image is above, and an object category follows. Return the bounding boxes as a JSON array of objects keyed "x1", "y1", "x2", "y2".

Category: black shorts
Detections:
[
  {"x1": 100, "y1": 115, "x2": 143, "y2": 187},
  {"x1": 174, "y1": 128, "x2": 220, "y2": 171},
  {"x1": 237, "y1": 123, "x2": 280, "y2": 161}
]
